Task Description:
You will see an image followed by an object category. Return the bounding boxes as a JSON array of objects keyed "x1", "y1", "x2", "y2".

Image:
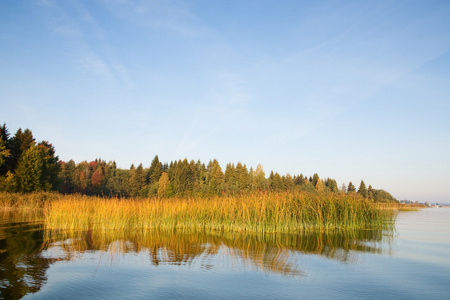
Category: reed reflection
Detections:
[{"x1": 43, "y1": 227, "x2": 392, "y2": 277}]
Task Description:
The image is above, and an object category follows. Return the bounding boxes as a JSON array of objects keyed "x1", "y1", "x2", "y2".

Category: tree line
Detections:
[{"x1": 0, "y1": 123, "x2": 397, "y2": 203}]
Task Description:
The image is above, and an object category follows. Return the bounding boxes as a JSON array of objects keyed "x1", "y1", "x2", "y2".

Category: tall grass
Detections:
[
  {"x1": 42, "y1": 191, "x2": 394, "y2": 233},
  {"x1": 0, "y1": 191, "x2": 60, "y2": 211}
]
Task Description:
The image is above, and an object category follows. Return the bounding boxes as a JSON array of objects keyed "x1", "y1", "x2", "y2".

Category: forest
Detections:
[{"x1": 0, "y1": 123, "x2": 398, "y2": 203}]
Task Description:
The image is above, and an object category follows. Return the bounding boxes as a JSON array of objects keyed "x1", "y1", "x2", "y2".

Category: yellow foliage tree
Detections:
[{"x1": 158, "y1": 172, "x2": 170, "y2": 198}]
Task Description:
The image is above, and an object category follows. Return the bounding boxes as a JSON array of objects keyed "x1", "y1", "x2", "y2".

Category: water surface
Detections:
[{"x1": 1, "y1": 208, "x2": 449, "y2": 299}]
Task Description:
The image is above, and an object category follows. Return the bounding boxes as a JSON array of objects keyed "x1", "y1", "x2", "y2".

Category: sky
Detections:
[{"x1": 1, "y1": 0, "x2": 449, "y2": 203}]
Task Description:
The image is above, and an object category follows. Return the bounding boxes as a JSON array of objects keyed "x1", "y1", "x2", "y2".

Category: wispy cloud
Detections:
[
  {"x1": 99, "y1": 0, "x2": 212, "y2": 38},
  {"x1": 38, "y1": 1, "x2": 130, "y2": 85}
]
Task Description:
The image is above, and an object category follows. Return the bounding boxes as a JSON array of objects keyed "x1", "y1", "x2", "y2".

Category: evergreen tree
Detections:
[
  {"x1": 129, "y1": 163, "x2": 145, "y2": 197},
  {"x1": 14, "y1": 145, "x2": 43, "y2": 192},
  {"x1": 347, "y1": 181, "x2": 356, "y2": 193},
  {"x1": 270, "y1": 172, "x2": 283, "y2": 190},
  {"x1": 312, "y1": 173, "x2": 320, "y2": 187},
  {"x1": 173, "y1": 159, "x2": 193, "y2": 196},
  {"x1": 367, "y1": 185, "x2": 374, "y2": 200},
  {"x1": 0, "y1": 134, "x2": 10, "y2": 170},
  {"x1": 10, "y1": 128, "x2": 35, "y2": 171},
  {"x1": 236, "y1": 162, "x2": 250, "y2": 192},
  {"x1": 293, "y1": 174, "x2": 305, "y2": 186},
  {"x1": 148, "y1": 155, "x2": 163, "y2": 184},
  {"x1": 284, "y1": 173, "x2": 294, "y2": 190},
  {"x1": 0, "y1": 123, "x2": 10, "y2": 149},
  {"x1": 196, "y1": 160, "x2": 208, "y2": 195},
  {"x1": 325, "y1": 178, "x2": 338, "y2": 192},
  {"x1": 224, "y1": 163, "x2": 237, "y2": 194},
  {"x1": 357, "y1": 180, "x2": 368, "y2": 198},
  {"x1": 207, "y1": 159, "x2": 224, "y2": 195},
  {"x1": 59, "y1": 160, "x2": 76, "y2": 194},
  {"x1": 105, "y1": 161, "x2": 120, "y2": 196},
  {"x1": 36, "y1": 141, "x2": 60, "y2": 191}
]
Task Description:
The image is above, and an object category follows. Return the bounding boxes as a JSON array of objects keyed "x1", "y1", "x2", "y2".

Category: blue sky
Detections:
[{"x1": 1, "y1": 0, "x2": 449, "y2": 203}]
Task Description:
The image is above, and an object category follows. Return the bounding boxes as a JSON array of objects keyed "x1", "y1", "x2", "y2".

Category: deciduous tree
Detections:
[{"x1": 157, "y1": 172, "x2": 170, "y2": 198}]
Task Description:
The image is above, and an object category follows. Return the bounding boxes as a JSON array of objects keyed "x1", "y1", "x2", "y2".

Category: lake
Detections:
[{"x1": 1, "y1": 208, "x2": 449, "y2": 299}]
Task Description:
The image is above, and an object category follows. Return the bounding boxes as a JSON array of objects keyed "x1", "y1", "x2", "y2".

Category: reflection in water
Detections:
[
  {"x1": 0, "y1": 212, "x2": 55, "y2": 300},
  {"x1": 43, "y1": 227, "x2": 392, "y2": 277},
  {"x1": 0, "y1": 211, "x2": 393, "y2": 299}
]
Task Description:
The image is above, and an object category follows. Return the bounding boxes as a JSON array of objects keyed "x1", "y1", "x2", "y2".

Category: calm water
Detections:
[{"x1": 1, "y1": 208, "x2": 449, "y2": 299}]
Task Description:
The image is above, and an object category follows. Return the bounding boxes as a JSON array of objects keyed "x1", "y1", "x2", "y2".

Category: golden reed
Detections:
[{"x1": 35, "y1": 191, "x2": 393, "y2": 233}]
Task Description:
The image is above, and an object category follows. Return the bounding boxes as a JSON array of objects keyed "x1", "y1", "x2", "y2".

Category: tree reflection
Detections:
[
  {"x1": 0, "y1": 214, "x2": 56, "y2": 300},
  {"x1": 0, "y1": 211, "x2": 393, "y2": 300}
]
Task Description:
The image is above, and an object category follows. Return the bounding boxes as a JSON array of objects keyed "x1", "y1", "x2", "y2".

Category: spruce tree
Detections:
[
  {"x1": 271, "y1": 172, "x2": 283, "y2": 190},
  {"x1": 148, "y1": 155, "x2": 163, "y2": 184},
  {"x1": 14, "y1": 145, "x2": 43, "y2": 192},
  {"x1": 207, "y1": 159, "x2": 224, "y2": 195},
  {"x1": 0, "y1": 135, "x2": 10, "y2": 170},
  {"x1": 0, "y1": 124, "x2": 11, "y2": 175},
  {"x1": 367, "y1": 185, "x2": 374, "y2": 200},
  {"x1": 37, "y1": 141, "x2": 60, "y2": 191},
  {"x1": 129, "y1": 163, "x2": 145, "y2": 197},
  {"x1": 312, "y1": 173, "x2": 320, "y2": 187},
  {"x1": 347, "y1": 181, "x2": 356, "y2": 193},
  {"x1": 11, "y1": 128, "x2": 35, "y2": 171},
  {"x1": 357, "y1": 180, "x2": 368, "y2": 198}
]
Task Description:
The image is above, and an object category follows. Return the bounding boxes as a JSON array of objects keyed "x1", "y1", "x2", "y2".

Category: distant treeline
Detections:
[{"x1": 0, "y1": 123, "x2": 397, "y2": 203}]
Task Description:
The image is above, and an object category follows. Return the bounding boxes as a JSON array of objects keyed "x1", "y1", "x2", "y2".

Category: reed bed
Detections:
[
  {"x1": 0, "y1": 191, "x2": 60, "y2": 212},
  {"x1": 43, "y1": 191, "x2": 393, "y2": 233}
]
